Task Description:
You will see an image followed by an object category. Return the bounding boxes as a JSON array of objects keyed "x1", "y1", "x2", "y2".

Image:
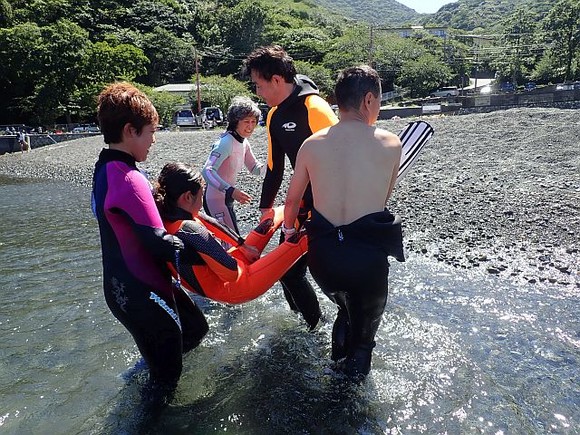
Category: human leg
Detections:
[
  {"x1": 105, "y1": 285, "x2": 185, "y2": 388},
  {"x1": 308, "y1": 229, "x2": 389, "y2": 378},
  {"x1": 203, "y1": 190, "x2": 239, "y2": 234},
  {"x1": 280, "y1": 252, "x2": 322, "y2": 330},
  {"x1": 341, "y1": 254, "x2": 389, "y2": 378},
  {"x1": 235, "y1": 206, "x2": 284, "y2": 256},
  {"x1": 222, "y1": 231, "x2": 308, "y2": 304}
]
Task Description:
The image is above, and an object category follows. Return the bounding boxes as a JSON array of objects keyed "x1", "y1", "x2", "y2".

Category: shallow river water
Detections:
[{"x1": 0, "y1": 176, "x2": 578, "y2": 434}]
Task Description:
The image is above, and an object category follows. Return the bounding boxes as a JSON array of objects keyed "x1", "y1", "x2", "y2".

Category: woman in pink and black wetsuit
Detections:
[
  {"x1": 202, "y1": 96, "x2": 265, "y2": 234},
  {"x1": 91, "y1": 83, "x2": 208, "y2": 392}
]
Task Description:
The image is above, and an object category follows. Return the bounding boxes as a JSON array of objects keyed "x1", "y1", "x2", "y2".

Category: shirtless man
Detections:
[{"x1": 283, "y1": 65, "x2": 405, "y2": 379}]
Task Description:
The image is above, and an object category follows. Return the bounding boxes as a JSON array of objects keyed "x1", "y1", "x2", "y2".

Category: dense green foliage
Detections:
[
  {"x1": 312, "y1": 0, "x2": 421, "y2": 26},
  {"x1": 1, "y1": 0, "x2": 578, "y2": 127},
  {"x1": 424, "y1": 0, "x2": 553, "y2": 31}
]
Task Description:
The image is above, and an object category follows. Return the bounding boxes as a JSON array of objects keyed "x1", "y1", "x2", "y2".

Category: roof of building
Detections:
[{"x1": 154, "y1": 83, "x2": 195, "y2": 93}]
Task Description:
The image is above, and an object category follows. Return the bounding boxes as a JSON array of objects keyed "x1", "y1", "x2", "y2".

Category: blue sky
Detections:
[{"x1": 397, "y1": 0, "x2": 458, "y2": 14}]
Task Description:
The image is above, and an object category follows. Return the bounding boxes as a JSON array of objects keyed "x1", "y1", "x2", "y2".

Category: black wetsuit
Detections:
[
  {"x1": 305, "y1": 208, "x2": 405, "y2": 377},
  {"x1": 92, "y1": 149, "x2": 208, "y2": 387},
  {"x1": 260, "y1": 75, "x2": 339, "y2": 329}
]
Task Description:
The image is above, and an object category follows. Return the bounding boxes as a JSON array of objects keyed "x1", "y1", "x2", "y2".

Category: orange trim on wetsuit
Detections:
[
  {"x1": 304, "y1": 94, "x2": 339, "y2": 137},
  {"x1": 266, "y1": 108, "x2": 276, "y2": 171},
  {"x1": 260, "y1": 76, "x2": 339, "y2": 210},
  {"x1": 165, "y1": 206, "x2": 308, "y2": 304}
]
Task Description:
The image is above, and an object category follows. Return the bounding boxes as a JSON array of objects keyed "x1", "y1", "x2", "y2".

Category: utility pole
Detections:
[
  {"x1": 368, "y1": 25, "x2": 374, "y2": 66},
  {"x1": 195, "y1": 47, "x2": 201, "y2": 114}
]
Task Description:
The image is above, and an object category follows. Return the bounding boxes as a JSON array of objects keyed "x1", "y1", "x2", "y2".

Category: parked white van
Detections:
[{"x1": 430, "y1": 86, "x2": 460, "y2": 97}]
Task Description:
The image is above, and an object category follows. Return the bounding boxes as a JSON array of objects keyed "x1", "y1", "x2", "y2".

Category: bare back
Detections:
[{"x1": 302, "y1": 121, "x2": 401, "y2": 226}]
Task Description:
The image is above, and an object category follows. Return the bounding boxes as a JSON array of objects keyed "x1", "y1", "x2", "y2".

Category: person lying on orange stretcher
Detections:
[{"x1": 154, "y1": 162, "x2": 307, "y2": 304}]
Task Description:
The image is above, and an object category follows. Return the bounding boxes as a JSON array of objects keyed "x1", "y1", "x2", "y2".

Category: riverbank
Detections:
[{"x1": 1, "y1": 107, "x2": 578, "y2": 289}]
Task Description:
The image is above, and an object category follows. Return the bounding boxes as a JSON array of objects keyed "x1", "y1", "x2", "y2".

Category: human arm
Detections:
[
  {"x1": 244, "y1": 142, "x2": 266, "y2": 177},
  {"x1": 383, "y1": 133, "x2": 403, "y2": 203},
  {"x1": 177, "y1": 220, "x2": 240, "y2": 283},
  {"x1": 283, "y1": 145, "x2": 310, "y2": 237},
  {"x1": 202, "y1": 137, "x2": 234, "y2": 193},
  {"x1": 107, "y1": 165, "x2": 183, "y2": 261},
  {"x1": 203, "y1": 139, "x2": 252, "y2": 204},
  {"x1": 199, "y1": 212, "x2": 258, "y2": 262},
  {"x1": 258, "y1": 125, "x2": 286, "y2": 212}
]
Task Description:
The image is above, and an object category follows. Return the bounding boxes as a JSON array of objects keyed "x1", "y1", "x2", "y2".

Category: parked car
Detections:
[
  {"x1": 72, "y1": 124, "x2": 100, "y2": 133},
  {"x1": 479, "y1": 85, "x2": 492, "y2": 94},
  {"x1": 258, "y1": 103, "x2": 269, "y2": 126},
  {"x1": 556, "y1": 82, "x2": 575, "y2": 91},
  {"x1": 499, "y1": 82, "x2": 515, "y2": 93},
  {"x1": 430, "y1": 86, "x2": 459, "y2": 98},
  {"x1": 174, "y1": 109, "x2": 195, "y2": 126},
  {"x1": 200, "y1": 107, "x2": 224, "y2": 126},
  {"x1": 524, "y1": 82, "x2": 536, "y2": 91}
]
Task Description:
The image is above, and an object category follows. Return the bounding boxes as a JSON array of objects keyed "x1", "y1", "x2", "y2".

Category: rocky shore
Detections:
[{"x1": 1, "y1": 107, "x2": 578, "y2": 289}]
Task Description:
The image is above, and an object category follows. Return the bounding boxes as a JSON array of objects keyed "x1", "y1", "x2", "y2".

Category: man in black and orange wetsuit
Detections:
[{"x1": 243, "y1": 45, "x2": 339, "y2": 330}]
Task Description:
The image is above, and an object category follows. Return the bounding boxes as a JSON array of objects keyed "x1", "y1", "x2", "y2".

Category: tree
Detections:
[
  {"x1": 191, "y1": 75, "x2": 251, "y2": 114},
  {"x1": 0, "y1": 22, "x2": 45, "y2": 123},
  {"x1": 493, "y1": 7, "x2": 540, "y2": 86},
  {"x1": 134, "y1": 84, "x2": 186, "y2": 128},
  {"x1": 322, "y1": 25, "x2": 370, "y2": 74},
  {"x1": 532, "y1": 52, "x2": 561, "y2": 84},
  {"x1": 212, "y1": 0, "x2": 267, "y2": 75},
  {"x1": 275, "y1": 28, "x2": 332, "y2": 64},
  {"x1": 141, "y1": 27, "x2": 196, "y2": 86},
  {"x1": 542, "y1": 0, "x2": 580, "y2": 81},
  {"x1": 294, "y1": 60, "x2": 335, "y2": 99},
  {"x1": 0, "y1": 0, "x2": 13, "y2": 27},
  {"x1": 397, "y1": 53, "x2": 453, "y2": 98},
  {"x1": 32, "y1": 19, "x2": 91, "y2": 125},
  {"x1": 0, "y1": 19, "x2": 91, "y2": 125},
  {"x1": 73, "y1": 41, "x2": 150, "y2": 119}
]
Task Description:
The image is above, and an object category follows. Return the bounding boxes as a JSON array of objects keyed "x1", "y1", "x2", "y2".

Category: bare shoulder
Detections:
[
  {"x1": 308, "y1": 126, "x2": 331, "y2": 141},
  {"x1": 301, "y1": 126, "x2": 330, "y2": 149},
  {"x1": 374, "y1": 127, "x2": 401, "y2": 148}
]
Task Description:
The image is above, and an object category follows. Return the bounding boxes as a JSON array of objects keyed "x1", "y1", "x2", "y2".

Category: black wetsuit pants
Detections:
[
  {"x1": 308, "y1": 235, "x2": 390, "y2": 377},
  {"x1": 104, "y1": 278, "x2": 208, "y2": 388},
  {"x1": 278, "y1": 209, "x2": 322, "y2": 330}
]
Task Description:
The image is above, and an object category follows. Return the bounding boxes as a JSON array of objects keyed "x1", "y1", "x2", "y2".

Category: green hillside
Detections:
[
  {"x1": 424, "y1": 0, "x2": 554, "y2": 30},
  {"x1": 312, "y1": 0, "x2": 422, "y2": 26},
  {"x1": 1, "y1": 0, "x2": 578, "y2": 126}
]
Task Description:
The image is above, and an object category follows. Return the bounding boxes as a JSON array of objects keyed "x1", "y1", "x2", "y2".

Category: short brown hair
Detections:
[
  {"x1": 242, "y1": 45, "x2": 296, "y2": 83},
  {"x1": 97, "y1": 82, "x2": 159, "y2": 144}
]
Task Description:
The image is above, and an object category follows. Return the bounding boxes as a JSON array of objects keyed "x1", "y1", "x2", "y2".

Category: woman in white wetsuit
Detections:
[{"x1": 201, "y1": 96, "x2": 265, "y2": 234}]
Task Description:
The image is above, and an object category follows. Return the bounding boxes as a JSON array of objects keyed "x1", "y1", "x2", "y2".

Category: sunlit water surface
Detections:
[{"x1": 0, "y1": 176, "x2": 577, "y2": 434}]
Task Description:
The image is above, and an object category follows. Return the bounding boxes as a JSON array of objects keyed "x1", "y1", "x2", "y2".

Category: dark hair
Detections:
[
  {"x1": 154, "y1": 162, "x2": 204, "y2": 217},
  {"x1": 227, "y1": 96, "x2": 261, "y2": 131},
  {"x1": 97, "y1": 82, "x2": 159, "y2": 145},
  {"x1": 242, "y1": 45, "x2": 296, "y2": 83},
  {"x1": 335, "y1": 65, "x2": 381, "y2": 112}
]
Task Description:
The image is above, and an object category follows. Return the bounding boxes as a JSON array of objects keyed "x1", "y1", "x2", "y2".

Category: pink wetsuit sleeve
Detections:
[{"x1": 105, "y1": 162, "x2": 164, "y2": 228}]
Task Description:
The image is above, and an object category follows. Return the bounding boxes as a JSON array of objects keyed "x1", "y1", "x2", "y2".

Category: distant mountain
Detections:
[
  {"x1": 424, "y1": 0, "x2": 553, "y2": 31},
  {"x1": 312, "y1": 0, "x2": 424, "y2": 26},
  {"x1": 312, "y1": 0, "x2": 553, "y2": 29}
]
